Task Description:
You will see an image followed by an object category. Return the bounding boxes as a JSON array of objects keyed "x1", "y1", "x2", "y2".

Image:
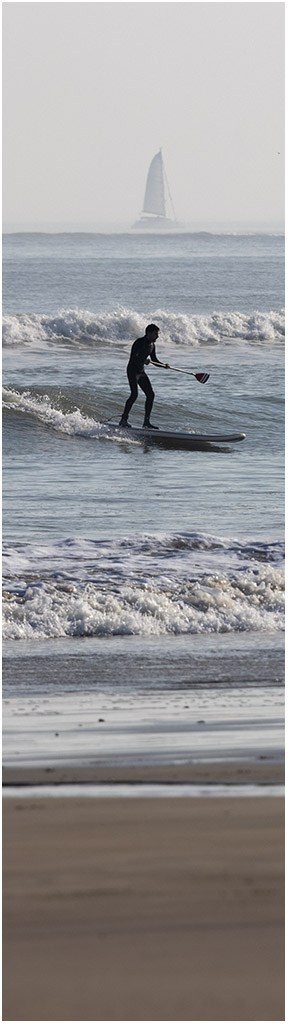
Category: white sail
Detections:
[
  {"x1": 143, "y1": 151, "x2": 165, "y2": 217},
  {"x1": 132, "y1": 149, "x2": 182, "y2": 229}
]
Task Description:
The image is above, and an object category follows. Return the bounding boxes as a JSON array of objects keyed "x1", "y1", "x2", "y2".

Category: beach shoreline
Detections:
[{"x1": 2, "y1": 757, "x2": 284, "y2": 788}]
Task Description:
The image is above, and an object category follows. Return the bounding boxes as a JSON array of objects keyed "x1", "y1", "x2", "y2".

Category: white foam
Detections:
[
  {"x1": 3, "y1": 563, "x2": 284, "y2": 640},
  {"x1": 3, "y1": 533, "x2": 284, "y2": 582},
  {"x1": 3, "y1": 532, "x2": 284, "y2": 640},
  {"x1": 2, "y1": 307, "x2": 285, "y2": 348},
  {"x1": 2, "y1": 388, "x2": 139, "y2": 444}
]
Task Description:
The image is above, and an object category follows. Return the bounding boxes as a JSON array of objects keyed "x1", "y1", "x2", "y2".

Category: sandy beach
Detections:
[
  {"x1": 3, "y1": 669, "x2": 285, "y2": 1020},
  {"x1": 3, "y1": 794, "x2": 284, "y2": 1022}
]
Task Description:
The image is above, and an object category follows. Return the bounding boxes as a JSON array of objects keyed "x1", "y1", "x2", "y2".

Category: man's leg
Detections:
[
  {"x1": 119, "y1": 371, "x2": 138, "y2": 425},
  {"x1": 138, "y1": 374, "x2": 157, "y2": 427}
]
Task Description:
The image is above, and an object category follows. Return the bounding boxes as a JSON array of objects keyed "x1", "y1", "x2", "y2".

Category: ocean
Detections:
[{"x1": 2, "y1": 231, "x2": 284, "y2": 771}]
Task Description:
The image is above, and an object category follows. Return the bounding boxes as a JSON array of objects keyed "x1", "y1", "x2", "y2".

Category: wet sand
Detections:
[
  {"x1": 2, "y1": 757, "x2": 284, "y2": 787},
  {"x1": 3, "y1": 795, "x2": 284, "y2": 1021}
]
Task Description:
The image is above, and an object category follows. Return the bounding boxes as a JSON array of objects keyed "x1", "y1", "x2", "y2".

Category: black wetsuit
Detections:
[{"x1": 122, "y1": 336, "x2": 162, "y2": 421}]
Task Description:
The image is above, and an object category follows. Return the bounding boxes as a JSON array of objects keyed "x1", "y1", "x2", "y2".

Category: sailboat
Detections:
[{"x1": 132, "y1": 149, "x2": 181, "y2": 230}]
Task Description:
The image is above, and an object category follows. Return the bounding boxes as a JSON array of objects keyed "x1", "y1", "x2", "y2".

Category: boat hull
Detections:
[{"x1": 132, "y1": 216, "x2": 182, "y2": 230}]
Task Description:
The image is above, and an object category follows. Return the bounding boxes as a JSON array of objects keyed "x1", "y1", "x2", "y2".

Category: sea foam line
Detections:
[
  {"x1": 2, "y1": 533, "x2": 284, "y2": 581},
  {"x1": 2, "y1": 307, "x2": 285, "y2": 348},
  {"x1": 3, "y1": 564, "x2": 284, "y2": 640},
  {"x1": 2, "y1": 388, "x2": 138, "y2": 444}
]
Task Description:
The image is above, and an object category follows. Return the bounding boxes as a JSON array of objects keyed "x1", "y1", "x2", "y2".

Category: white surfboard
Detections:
[{"x1": 105, "y1": 423, "x2": 246, "y2": 445}]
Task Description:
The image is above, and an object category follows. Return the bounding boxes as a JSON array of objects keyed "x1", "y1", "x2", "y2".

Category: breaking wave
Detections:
[
  {"x1": 2, "y1": 387, "x2": 138, "y2": 444},
  {"x1": 2, "y1": 566, "x2": 284, "y2": 640},
  {"x1": 3, "y1": 533, "x2": 284, "y2": 640},
  {"x1": 2, "y1": 307, "x2": 285, "y2": 349}
]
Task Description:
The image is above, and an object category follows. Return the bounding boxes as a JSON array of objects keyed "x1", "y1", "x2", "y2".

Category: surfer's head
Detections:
[{"x1": 145, "y1": 324, "x2": 159, "y2": 339}]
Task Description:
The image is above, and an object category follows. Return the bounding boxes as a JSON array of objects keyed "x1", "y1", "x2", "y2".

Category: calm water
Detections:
[{"x1": 2, "y1": 233, "x2": 284, "y2": 722}]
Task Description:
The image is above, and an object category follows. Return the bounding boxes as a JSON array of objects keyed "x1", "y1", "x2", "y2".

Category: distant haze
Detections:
[{"x1": 3, "y1": 2, "x2": 285, "y2": 231}]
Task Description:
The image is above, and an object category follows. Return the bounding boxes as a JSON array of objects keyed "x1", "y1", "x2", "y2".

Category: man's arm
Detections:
[
  {"x1": 149, "y1": 344, "x2": 162, "y2": 365},
  {"x1": 149, "y1": 344, "x2": 170, "y2": 369}
]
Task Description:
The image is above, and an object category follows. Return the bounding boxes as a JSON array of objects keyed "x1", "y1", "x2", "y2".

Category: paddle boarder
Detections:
[{"x1": 119, "y1": 324, "x2": 170, "y2": 428}]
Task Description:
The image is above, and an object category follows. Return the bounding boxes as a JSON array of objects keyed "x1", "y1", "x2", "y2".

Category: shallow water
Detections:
[
  {"x1": 3, "y1": 683, "x2": 284, "y2": 769},
  {"x1": 3, "y1": 785, "x2": 284, "y2": 798}
]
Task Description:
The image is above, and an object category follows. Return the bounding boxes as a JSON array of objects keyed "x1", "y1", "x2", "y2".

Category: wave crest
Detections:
[
  {"x1": 2, "y1": 564, "x2": 284, "y2": 640},
  {"x1": 2, "y1": 387, "x2": 138, "y2": 444},
  {"x1": 2, "y1": 307, "x2": 285, "y2": 348},
  {"x1": 3, "y1": 533, "x2": 284, "y2": 640}
]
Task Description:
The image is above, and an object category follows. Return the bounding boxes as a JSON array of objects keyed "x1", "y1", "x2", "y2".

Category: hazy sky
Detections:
[{"x1": 3, "y1": 2, "x2": 285, "y2": 229}]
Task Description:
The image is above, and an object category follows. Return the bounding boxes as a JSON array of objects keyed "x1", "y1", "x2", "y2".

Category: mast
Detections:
[{"x1": 163, "y1": 163, "x2": 177, "y2": 222}]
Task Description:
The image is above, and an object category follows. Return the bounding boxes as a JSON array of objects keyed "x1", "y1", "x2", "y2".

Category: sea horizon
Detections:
[{"x1": 2, "y1": 220, "x2": 285, "y2": 236}]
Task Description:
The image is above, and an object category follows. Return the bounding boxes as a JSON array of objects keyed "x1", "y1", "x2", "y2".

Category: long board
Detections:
[{"x1": 104, "y1": 423, "x2": 246, "y2": 445}]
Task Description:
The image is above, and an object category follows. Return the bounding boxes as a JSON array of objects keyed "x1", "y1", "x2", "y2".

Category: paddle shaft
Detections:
[{"x1": 153, "y1": 362, "x2": 209, "y2": 380}]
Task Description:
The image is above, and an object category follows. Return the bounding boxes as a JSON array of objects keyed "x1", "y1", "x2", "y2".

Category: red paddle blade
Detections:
[{"x1": 195, "y1": 372, "x2": 209, "y2": 383}]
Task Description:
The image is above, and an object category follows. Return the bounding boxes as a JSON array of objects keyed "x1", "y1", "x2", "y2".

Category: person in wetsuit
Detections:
[{"x1": 119, "y1": 324, "x2": 170, "y2": 429}]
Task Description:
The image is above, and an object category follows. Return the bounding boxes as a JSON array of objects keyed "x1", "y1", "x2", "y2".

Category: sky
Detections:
[{"x1": 2, "y1": 2, "x2": 285, "y2": 230}]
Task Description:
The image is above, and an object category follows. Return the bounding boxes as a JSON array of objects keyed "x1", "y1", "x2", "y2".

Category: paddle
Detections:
[{"x1": 153, "y1": 362, "x2": 210, "y2": 384}]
